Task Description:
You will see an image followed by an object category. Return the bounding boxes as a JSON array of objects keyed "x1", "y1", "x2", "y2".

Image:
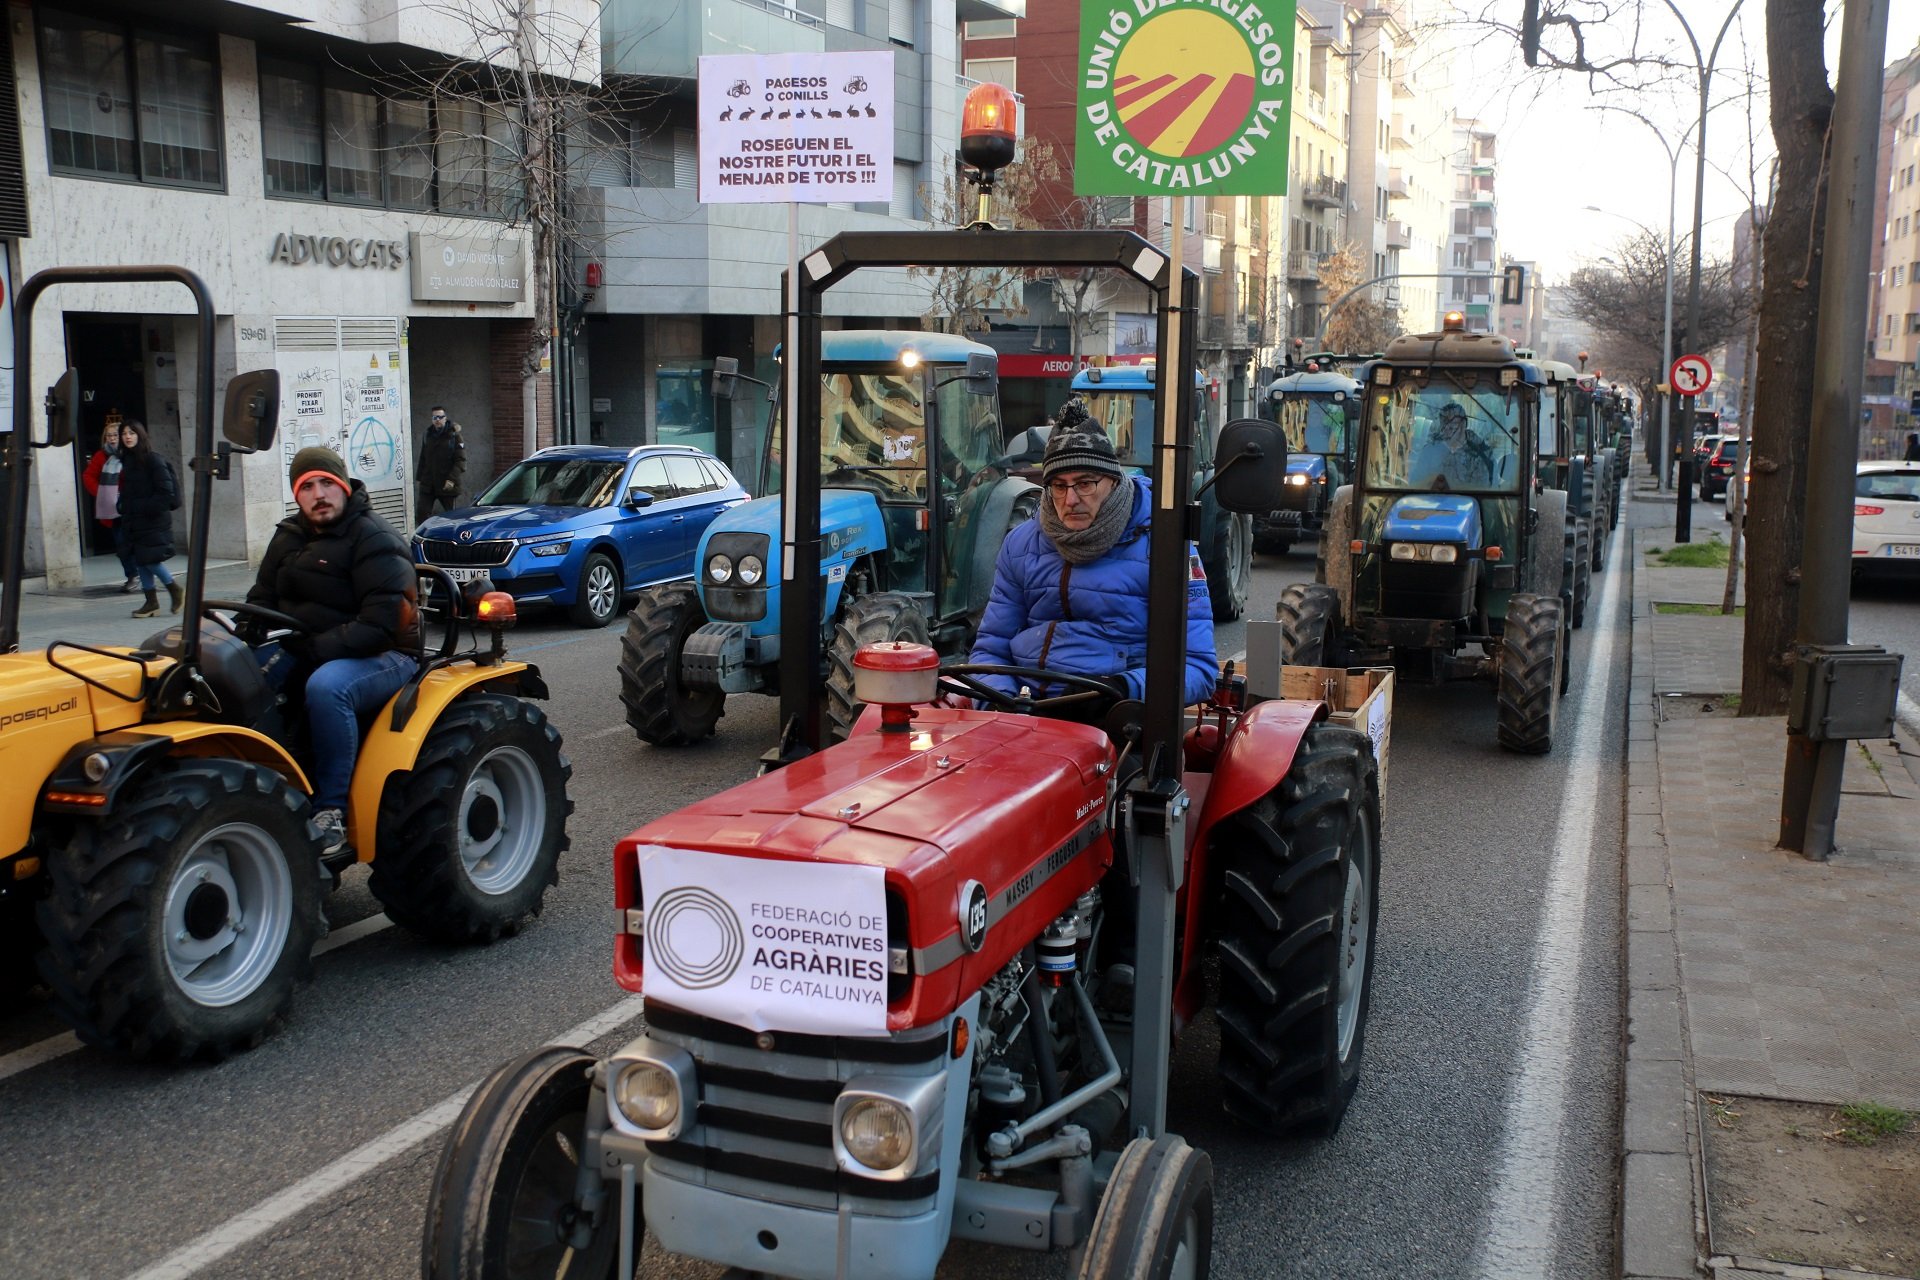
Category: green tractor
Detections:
[
  {"x1": 618, "y1": 331, "x2": 1039, "y2": 747},
  {"x1": 1535, "y1": 360, "x2": 1598, "y2": 629},
  {"x1": 1277, "y1": 318, "x2": 1571, "y2": 753}
]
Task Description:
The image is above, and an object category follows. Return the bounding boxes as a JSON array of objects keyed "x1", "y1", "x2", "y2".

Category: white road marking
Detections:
[
  {"x1": 0, "y1": 913, "x2": 396, "y2": 1084},
  {"x1": 124, "y1": 996, "x2": 648, "y2": 1280},
  {"x1": 1473, "y1": 519, "x2": 1626, "y2": 1280},
  {"x1": 580, "y1": 723, "x2": 635, "y2": 742}
]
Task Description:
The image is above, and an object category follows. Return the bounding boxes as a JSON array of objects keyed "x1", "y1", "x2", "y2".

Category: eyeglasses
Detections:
[
  {"x1": 1046, "y1": 476, "x2": 1112, "y2": 498},
  {"x1": 431, "y1": 414, "x2": 447, "y2": 420}
]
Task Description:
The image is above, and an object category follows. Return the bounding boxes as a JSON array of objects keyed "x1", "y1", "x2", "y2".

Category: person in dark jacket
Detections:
[
  {"x1": 416, "y1": 406, "x2": 467, "y2": 516},
  {"x1": 115, "y1": 420, "x2": 181, "y2": 618},
  {"x1": 82, "y1": 422, "x2": 140, "y2": 593},
  {"x1": 1905, "y1": 432, "x2": 1920, "y2": 462},
  {"x1": 246, "y1": 446, "x2": 421, "y2": 856},
  {"x1": 969, "y1": 427, "x2": 1216, "y2": 710}
]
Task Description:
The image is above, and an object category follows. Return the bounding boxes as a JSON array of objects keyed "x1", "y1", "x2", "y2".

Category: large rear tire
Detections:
[
  {"x1": 35, "y1": 759, "x2": 323, "y2": 1061},
  {"x1": 1206, "y1": 512, "x2": 1252, "y2": 622},
  {"x1": 1276, "y1": 582, "x2": 1341, "y2": 668},
  {"x1": 1213, "y1": 722, "x2": 1381, "y2": 1137},
  {"x1": 618, "y1": 582, "x2": 724, "y2": 746},
  {"x1": 1496, "y1": 593, "x2": 1563, "y2": 754},
  {"x1": 422, "y1": 1047, "x2": 622, "y2": 1280},
  {"x1": 825, "y1": 591, "x2": 931, "y2": 741},
  {"x1": 1076, "y1": 1134, "x2": 1213, "y2": 1280},
  {"x1": 371, "y1": 695, "x2": 571, "y2": 944},
  {"x1": 1567, "y1": 520, "x2": 1591, "y2": 629}
]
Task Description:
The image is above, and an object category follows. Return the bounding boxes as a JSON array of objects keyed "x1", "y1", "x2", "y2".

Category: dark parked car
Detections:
[
  {"x1": 414, "y1": 444, "x2": 747, "y2": 628},
  {"x1": 1699, "y1": 437, "x2": 1742, "y2": 501}
]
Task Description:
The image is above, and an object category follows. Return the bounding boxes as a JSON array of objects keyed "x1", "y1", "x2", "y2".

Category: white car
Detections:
[{"x1": 1853, "y1": 461, "x2": 1920, "y2": 578}]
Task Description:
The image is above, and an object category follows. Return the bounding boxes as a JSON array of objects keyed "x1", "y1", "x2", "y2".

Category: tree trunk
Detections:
[{"x1": 1740, "y1": 0, "x2": 1833, "y2": 715}]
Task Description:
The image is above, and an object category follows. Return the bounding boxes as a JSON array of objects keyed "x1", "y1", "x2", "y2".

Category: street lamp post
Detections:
[
  {"x1": 1580, "y1": 179, "x2": 1684, "y2": 490},
  {"x1": 1663, "y1": 0, "x2": 1746, "y2": 542}
]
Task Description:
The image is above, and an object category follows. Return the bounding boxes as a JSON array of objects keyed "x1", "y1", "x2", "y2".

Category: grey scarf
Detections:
[{"x1": 1040, "y1": 476, "x2": 1135, "y2": 565}]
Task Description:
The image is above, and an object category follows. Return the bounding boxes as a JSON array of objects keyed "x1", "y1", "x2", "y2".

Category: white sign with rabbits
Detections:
[{"x1": 697, "y1": 50, "x2": 894, "y2": 205}]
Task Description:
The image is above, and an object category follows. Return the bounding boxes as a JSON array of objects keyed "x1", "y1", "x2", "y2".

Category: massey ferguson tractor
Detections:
[
  {"x1": 1257, "y1": 363, "x2": 1362, "y2": 555},
  {"x1": 1276, "y1": 312, "x2": 1571, "y2": 753},
  {"x1": 0, "y1": 267, "x2": 570, "y2": 1061},
  {"x1": 617, "y1": 330, "x2": 1039, "y2": 749},
  {"x1": 424, "y1": 85, "x2": 1383, "y2": 1280}
]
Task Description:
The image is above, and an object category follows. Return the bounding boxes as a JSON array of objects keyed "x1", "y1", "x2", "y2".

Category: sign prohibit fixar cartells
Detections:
[
  {"x1": 698, "y1": 51, "x2": 894, "y2": 205},
  {"x1": 637, "y1": 845, "x2": 890, "y2": 1035}
]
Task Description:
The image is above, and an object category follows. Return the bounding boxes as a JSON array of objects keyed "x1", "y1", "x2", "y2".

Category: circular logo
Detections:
[
  {"x1": 646, "y1": 886, "x2": 745, "y2": 989},
  {"x1": 958, "y1": 880, "x2": 988, "y2": 954},
  {"x1": 442, "y1": 245, "x2": 458, "y2": 268},
  {"x1": 1114, "y1": 11, "x2": 1255, "y2": 158}
]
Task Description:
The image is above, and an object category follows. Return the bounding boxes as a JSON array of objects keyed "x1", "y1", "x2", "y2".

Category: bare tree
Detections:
[
  {"x1": 913, "y1": 140, "x2": 1066, "y2": 335},
  {"x1": 1562, "y1": 229, "x2": 1741, "y2": 395},
  {"x1": 1318, "y1": 244, "x2": 1405, "y2": 353}
]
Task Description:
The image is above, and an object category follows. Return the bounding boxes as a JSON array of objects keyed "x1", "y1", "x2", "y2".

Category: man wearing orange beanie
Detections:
[{"x1": 245, "y1": 446, "x2": 421, "y2": 857}]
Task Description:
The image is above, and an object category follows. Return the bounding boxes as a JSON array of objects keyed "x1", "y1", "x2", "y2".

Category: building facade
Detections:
[
  {"x1": 1868, "y1": 41, "x2": 1920, "y2": 457},
  {"x1": 1286, "y1": 5, "x2": 1353, "y2": 346},
  {"x1": 1443, "y1": 118, "x2": 1499, "y2": 332}
]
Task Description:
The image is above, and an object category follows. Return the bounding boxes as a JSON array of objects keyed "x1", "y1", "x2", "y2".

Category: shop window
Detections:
[{"x1": 38, "y1": 9, "x2": 221, "y2": 189}]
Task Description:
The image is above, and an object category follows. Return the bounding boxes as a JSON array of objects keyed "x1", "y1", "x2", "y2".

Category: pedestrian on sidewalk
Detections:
[
  {"x1": 1904, "y1": 431, "x2": 1919, "y2": 461},
  {"x1": 115, "y1": 420, "x2": 182, "y2": 619},
  {"x1": 81, "y1": 423, "x2": 139, "y2": 593},
  {"x1": 415, "y1": 406, "x2": 467, "y2": 518}
]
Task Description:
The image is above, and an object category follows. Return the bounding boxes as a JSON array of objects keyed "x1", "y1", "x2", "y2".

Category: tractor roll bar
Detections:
[{"x1": 3, "y1": 267, "x2": 216, "y2": 658}]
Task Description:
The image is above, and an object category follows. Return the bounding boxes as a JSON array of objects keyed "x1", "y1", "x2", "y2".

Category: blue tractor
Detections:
[
  {"x1": 1068, "y1": 364, "x2": 1253, "y2": 620},
  {"x1": 618, "y1": 331, "x2": 1038, "y2": 744},
  {"x1": 1257, "y1": 365, "x2": 1361, "y2": 555}
]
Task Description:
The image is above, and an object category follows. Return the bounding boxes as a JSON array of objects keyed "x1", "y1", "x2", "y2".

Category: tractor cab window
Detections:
[
  {"x1": 932, "y1": 366, "x2": 1002, "y2": 483},
  {"x1": 818, "y1": 368, "x2": 928, "y2": 503},
  {"x1": 1274, "y1": 394, "x2": 1350, "y2": 456},
  {"x1": 479, "y1": 457, "x2": 626, "y2": 508},
  {"x1": 1083, "y1": 390, "x2": 1153, "y2": 472},
  {"x1": 1363, "y1": 375, "x2": 1526, "y2": 494}
]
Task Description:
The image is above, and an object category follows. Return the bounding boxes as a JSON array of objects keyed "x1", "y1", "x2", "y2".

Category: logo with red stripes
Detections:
[{"x1": 1075, "y1": 1, "x2": 1294, "y2": 197}]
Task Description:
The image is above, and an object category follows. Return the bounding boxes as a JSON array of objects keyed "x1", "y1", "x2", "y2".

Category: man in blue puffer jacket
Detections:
[{"x1": 970, "y1": 426, "x2": 1216, "y2": 707}]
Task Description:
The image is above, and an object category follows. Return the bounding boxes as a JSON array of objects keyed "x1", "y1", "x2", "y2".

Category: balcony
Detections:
[
  {"x1": 1245, "y1": 318, "x2": 1267, "y2": 347},
  {"x1": 1472, "y1": 223, "x2": 1495, "y2": 239},
  {"x1": 606, "y1": 0, "x2": 841, "y2": 77},
  {"x1": 1302, "y1": 174, "x2": 1346, "y2": 208},
  {"x1": 1288, "y1": 250, "x2": 1325, "y2": 282},
  {"x1": 1387, "y1": 171, "x2": 1410, "y2": 200},
  {"x1": 1383, "y1": 285, "x2": 1402, "y2": 306},
  {"x1": 1386, "y1": 220, "x2": 1411, "y2": 250},
  {"x1": 958, "y1": 0, "x2": 1026, "y2": 18},
  {"x1": 1305, "y1": 91, "x2": 1326, "y2": 120},
  {"x1": 1470, "y1": 292, "x2": 1492, "y2": 306},
  {"x1": 1201, "y1": 315, "x2": 1228, "y2": 346}
]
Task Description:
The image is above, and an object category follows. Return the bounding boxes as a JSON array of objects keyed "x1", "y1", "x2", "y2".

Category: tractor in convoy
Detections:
[
  {"x1": 1277, "y1": 312, "x2": 1570, "y2": 754},
  {"x1": 1257, "y1": 361, "x2": 1362, "y2": 556},
  {"x1": 1535, "y1": 359, "x2": 1597, "y2": 630},
  {"x1": 0, "y1": 267, "x2": 570, "y2": 1061},
  {"x1": 424, "y1": 83, "x2": 1383, "y2": 1280},
  {"x1": 1067, "y1": 363, "x2": 1253, "y2": 620},
  {"x1": 617, "y1": 330, "x2": 1040, "y2": 748}
]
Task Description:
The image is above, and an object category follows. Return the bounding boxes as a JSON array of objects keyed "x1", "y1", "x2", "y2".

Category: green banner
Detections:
[{"x1": 1074, "y1": 0, "x2": 1296, "y2": 197}]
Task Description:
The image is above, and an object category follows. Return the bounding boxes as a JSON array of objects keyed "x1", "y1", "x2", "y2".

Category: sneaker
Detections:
[{"x1": 312, "y1": 808, "x2": 350, "y2": 859}]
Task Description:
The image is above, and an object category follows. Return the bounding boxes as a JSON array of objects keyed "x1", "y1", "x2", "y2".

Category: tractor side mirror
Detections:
[
  {"x1": 222, "y1": 369, "x2": 280, "y2": 451},
  {"x1": 712, "y1": 356, "x2": 740, "y2": 401},
  {"x1": 964, "y1": 351, "x2": 997, "y2": 397},
  {"x1": 1207, "y1": 418, "x2": 1288, "y2": 514},
  {"x1": 43, "y1": 368, "x2": 81, "y2": 449}
]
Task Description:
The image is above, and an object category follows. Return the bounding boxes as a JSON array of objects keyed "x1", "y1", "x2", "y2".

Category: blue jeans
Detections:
[
  {"x1": 301, "y1": 650, "x2": 419, "y2": 809},
  {"x1": 135, "y1": 561, "x2": 175, "y2": 590}
]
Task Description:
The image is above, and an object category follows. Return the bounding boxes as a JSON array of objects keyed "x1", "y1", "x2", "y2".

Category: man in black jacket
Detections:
[
  {"x1": 416, "y1": 406, "x2": 467, "y2": 516},
  {"x1": 248, "y1": 446, "x2": 421, "y2": 856}
]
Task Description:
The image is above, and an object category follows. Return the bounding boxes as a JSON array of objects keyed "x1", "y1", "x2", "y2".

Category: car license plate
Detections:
[
  {"x1": 1887, "y1": 544, "x2": 1920, "y2": 558},
  {"x1": 430, "y1": 565, "x2": 489, "y2": 583}
]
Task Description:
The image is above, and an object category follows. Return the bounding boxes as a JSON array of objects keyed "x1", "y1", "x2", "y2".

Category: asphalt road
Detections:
[{"x1": 0, "y1": 518, "x2": 1640, "y2": 1280}]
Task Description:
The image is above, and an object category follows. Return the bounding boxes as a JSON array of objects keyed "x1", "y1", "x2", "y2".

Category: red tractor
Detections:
[{"x1": 424, "y1": 98, "x2": 1382, "y2": 1280}]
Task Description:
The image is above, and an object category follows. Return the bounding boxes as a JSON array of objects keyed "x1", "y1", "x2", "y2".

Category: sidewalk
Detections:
[
  {"x1": 1621, "y1": 503, "x2": 1920, "y2": 1280},
  {"x1": 10, "y1": 556, "x2": 256, "y2": 653}
]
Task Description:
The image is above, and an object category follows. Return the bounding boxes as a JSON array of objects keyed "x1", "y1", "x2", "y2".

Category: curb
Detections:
[{"x1": 1620, "y1": 527, "x2": 1708, "y2": 1280}]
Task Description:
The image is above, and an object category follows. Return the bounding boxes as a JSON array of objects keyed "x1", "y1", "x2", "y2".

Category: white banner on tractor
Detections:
[
  {"x1": 697, "y1": 50, "x2": 894, "y2": 205},
  {"x1": 636, "y1": 844, "x2": 891, "y2": 1035}
]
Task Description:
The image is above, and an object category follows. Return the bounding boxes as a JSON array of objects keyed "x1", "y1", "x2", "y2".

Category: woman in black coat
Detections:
[{"x1": 115, "y1": 420, "x2": 182, "y2": 618}]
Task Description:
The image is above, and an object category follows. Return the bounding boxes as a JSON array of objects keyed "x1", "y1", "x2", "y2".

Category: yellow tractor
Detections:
[{"x1": 0, "y1": 266, "x2": 572, "y2": 1061}]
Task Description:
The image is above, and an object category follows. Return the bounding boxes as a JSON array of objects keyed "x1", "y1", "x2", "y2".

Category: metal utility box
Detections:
[{"x1": 1785, "y1": 644, "x2": 1904, "y2": 742}]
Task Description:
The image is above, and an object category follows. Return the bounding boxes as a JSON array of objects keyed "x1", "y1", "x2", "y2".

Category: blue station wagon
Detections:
[{"x1": 414, "y1": 444, "x2": 748, "y2": 627}]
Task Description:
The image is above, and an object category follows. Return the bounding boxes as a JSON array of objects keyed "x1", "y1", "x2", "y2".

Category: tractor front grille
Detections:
[
  {"x1": 642, "y1": 1002, "x2": 946, "y2": 1214},
  {"x1": 419, "y1": 538, "x2": 514, "y2": 567}
]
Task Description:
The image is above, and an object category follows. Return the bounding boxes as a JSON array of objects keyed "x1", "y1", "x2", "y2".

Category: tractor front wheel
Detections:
[
  {"x1": 825, "y1": 591, "x2": 931, "y2": 742},
  {"x1": 35, "y1": 759, "x2": 322, "y2": 1061},
  {"x1": 1207, "y1": 512, "x2": 1252, "y2": 622},
  {"x1": 371, "y1": 694, "x2": 572, "y2": 944},
  {"x1": 618, "y1": 582, "x2": 724, "y2": 746},
  {"x1": 1496, "y1": 593, "x2": 1564, "y2": 754},
  {"x1": 1213, "y1": 722, "x2": 1381, "y2": 1137},
  {"x1": 1276, "y1": 583, "x2": 1342, "y2": 668},
  {"x1": 1076, "y1": 1134, "x2": 1213, "y2": 1280},
  {"x1": 1567, "y1": 520, "x2": 1592, "y2": 629},
  {"x1": 422, "y1": 1046, "x2": 623, "y2": 1280}
]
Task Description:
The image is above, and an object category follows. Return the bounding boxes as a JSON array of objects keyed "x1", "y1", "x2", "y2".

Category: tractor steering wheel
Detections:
[
  {"x1": 201, "y1": 599, "x2": 311, "y2": 639},
  {"x1": 938, "y1": 662, "x2": 1127, "y2": 717}
]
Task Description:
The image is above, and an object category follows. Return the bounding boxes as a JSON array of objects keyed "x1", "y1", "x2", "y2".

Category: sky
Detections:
[{"x1": 1430, "y1": 0, "x2": 1920, "y2": 285}]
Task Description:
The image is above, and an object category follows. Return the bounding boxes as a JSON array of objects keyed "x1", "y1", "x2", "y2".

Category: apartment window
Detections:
[
  {"x1": 964, "y1": 19, "x2": 1015, "y2": 38},
  {"x1": 631, "y1": 126, "x2": 675, "y2": 188},
  {"x1": 964, "y1": 58, "x2": 1016, "y2": 93},
  {"x1": 889, "y1": 0, "x2": 916, "y2": 47},
  {"x1": 1897, "y1": 266, "x2": 1907, "y2": 287},
  {"x1": 1909, "y1": 313, "x2": 1920, "y2": 333},
  {"x1": 324, "y1": 83, "x2": 382, "y2": 204},
  {"x1": 39, "y1": 10, "x2": 221, "y2": 188},
  {"x1": 387, "y1": 99, "x2": 433, "y2": 209}
]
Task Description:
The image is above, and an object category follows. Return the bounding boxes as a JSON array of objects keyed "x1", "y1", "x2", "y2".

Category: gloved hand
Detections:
[
  {"x1": 232, "y1": 616, "x2": 268, "y2": 646},
  {"x1": 278, "y1": 630, "x2": 314, "y2": 662}
]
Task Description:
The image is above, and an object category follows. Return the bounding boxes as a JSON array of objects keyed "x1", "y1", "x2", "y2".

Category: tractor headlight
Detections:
[
  {"x1": 615, "y1": 1062, "x2": 680, "y2": 1130},
  {"x1": 1285, "y1": 473, "x2": 1310, "y2": 487},
  {"x1": 736, "y1": 555, "x2": 765, "y2": 586},
  {"x1": 1388, "y1": 543, "x2": 1462, "y2": 564},
  {"x1": 838, "y1": 1098, "x2": 912, "y2": 1171},
  {"x1": 707, "y1": 553, "x2": 734, "y2": 584}
]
